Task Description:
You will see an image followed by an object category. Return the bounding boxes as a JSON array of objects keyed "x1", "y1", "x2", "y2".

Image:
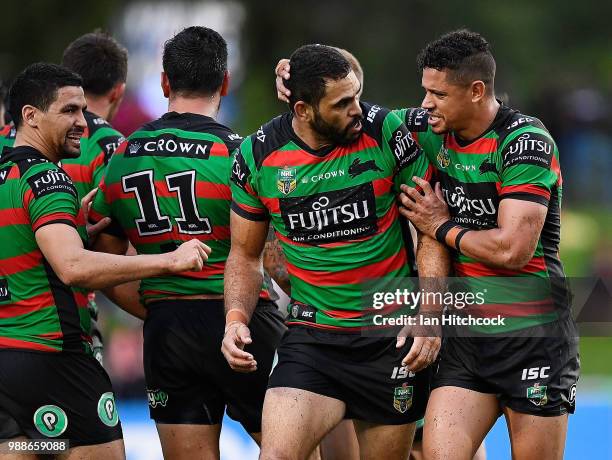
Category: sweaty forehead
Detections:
[{"x1": 322, "y1": 70, "x2": 359, "y2": 103}]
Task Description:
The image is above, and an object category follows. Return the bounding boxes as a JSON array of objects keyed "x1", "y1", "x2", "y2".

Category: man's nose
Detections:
[
  {"x1": 349, "y1": 99, "x2": 362, "y2": 118},
  {"x1": 421, "y1": 92, "x2": 434, "y2": 110}
]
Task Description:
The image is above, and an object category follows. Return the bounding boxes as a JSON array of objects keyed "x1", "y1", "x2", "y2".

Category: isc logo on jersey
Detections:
[
  {"x1": 366, "y1": 105, "x2": 382, "y2": 123},
  {"x1": 404, "y1": 108, "x2": 428, "y2": 132}
]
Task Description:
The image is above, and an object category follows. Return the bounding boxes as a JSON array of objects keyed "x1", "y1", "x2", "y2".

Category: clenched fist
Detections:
[{"x1": 167, "y1": 239, "x2": 212, "y2": 273}]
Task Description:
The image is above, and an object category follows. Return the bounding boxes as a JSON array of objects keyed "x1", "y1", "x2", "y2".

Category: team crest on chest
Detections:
[
  {"x1": 277, "y1": 166, "x2": 297, "y2": 195},
  {"x1": 437, "y1": 145, "x2": 450, "y2": 169}
]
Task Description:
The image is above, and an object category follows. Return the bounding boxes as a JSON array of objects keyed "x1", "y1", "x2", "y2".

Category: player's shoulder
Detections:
[
  {"x1": 85, "y1": 111, "x2": 123, "y2": 139},
  {"x1": 361, "y1": 101, "x2": 395, "y2": 133},
  {"x1": 137, "y1": 112, "x2": 240, "y2": 143},
  {"x1": 494, "y1": 106, "x2": 556, "y2": 170},
  {"x1": 396, "y1": 107, "x2": 430, "y2": 133},
  {"x1": 2, "y1": 148, "x2": 77, "y2": 199},
  {"x1": 197, "y1": 118, "x2": 244, "y2": 153},
  {"x1": 495, "y1": 105, "x2": 553, "y2": 149},
  {"x1": 83, "y1": 111, "x2": 125, "y2": 159},
  {"x1": 85, "y1": 110, "x2": 112, "y2": 131},
  {"x1": 1, "y1": 147, "x2": 54, "y2": 178},
  {"x1": 244, "y1": 113, "x2": 293, "y2": 169}
]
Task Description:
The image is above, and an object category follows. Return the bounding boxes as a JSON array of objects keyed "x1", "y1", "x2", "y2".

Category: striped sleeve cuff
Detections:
[
  {"x1": 33, "y1": 212, "x2": 77, "y2": 232},
  {"x1": 231, "y1": 200, "x2": 269, "y2": 221},
  {"x1": 499, "y1": 184, "x2": 550, "y2": 206}
]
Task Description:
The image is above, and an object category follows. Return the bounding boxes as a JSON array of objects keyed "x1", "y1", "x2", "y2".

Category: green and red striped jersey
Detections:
[
  {"x1": 0, "y1": 146, "x2": 90, "y2": 352},
  {"x1": 0, "y1": 113, "x2": 123, "y2": 310},
  {"x1": 231, "y1": 102, "x2": 433, "y2": 331},
  {"x1": 62, "y1": 111, "x2": 124, "y2": 309},
  {"x1": 62, "y1": 110, "x2": 125, "y2": 203},
  {"x1": 399, "y1": 104, "x2": 568, "y2": 332},
  {"x1": 90, "y1": 112, "x2": 277, "y2": 303},
  {"x1": 0, "y1": 123, "x2": 16, "y2": 159}
]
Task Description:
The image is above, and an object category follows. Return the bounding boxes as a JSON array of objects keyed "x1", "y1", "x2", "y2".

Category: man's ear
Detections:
[
  {"x1": 22, "y1": 105, "x2": 39, "y2": 128},
  {"x1": 161, "y1": 72, "x2": 171, "y2": 98},
  {"x1": 293, "y1": 101, "x2": 313, "y2": 122},
  {"x1": 471, "y1": 80, "x2": 486, "y2": 103},
  {"x1": 220, "y1": 70, "x2": 230, "y2": 97}
]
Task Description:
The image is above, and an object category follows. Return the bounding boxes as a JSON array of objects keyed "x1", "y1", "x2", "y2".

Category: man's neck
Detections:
[
  {"x1": 13, "y1": 132, "x2": 58, "y2": 163},
  {"x1": 167, "y1": 94, "x2": 220, "y2": 119},
  {"x1": 84, "y1": 93, "x2": 111, "y2": 120},
  {"x1": 291, "y1": 117, "x2": 330, "y2": 151},
  {"x1": 455, "y1": 97, "x2": 500, "y2": 142}
]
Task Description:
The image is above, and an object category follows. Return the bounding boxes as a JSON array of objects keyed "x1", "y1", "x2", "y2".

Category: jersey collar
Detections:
[{"x1": 0, "y1": 145, "x2": 50, "y2": 165}]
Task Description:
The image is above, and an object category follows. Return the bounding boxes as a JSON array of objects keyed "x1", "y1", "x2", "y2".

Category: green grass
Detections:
[{"x1": 579, "y1": 337, "x2": 612, "y2": 376}]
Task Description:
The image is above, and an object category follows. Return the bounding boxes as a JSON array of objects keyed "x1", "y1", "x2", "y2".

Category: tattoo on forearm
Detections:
[{"x1": 263, "y1": 237, "x2": 291, "y2": 294}]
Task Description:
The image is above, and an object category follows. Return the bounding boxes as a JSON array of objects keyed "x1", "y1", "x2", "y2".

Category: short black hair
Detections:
[
  {"x1": 8, "y1": 62, "x2": 82, "y2": 128},
  {"x1": 417, "y1": 29, "x2": 496, "y2": 91},
  {"x1": 287, "y1": 44, "x2": 352, "y2": 111},
  {"x1": 62, "y1": 31, "x2": 128, "y2": 96},
  {"x1": 163, "y1": 26, "x2": 227, "y2": 97}
]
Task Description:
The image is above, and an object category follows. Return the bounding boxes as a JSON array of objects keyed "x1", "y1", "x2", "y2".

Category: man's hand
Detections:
[
  {"x1": 396, "y1": 312, "x2": 442, "y2": 372},
  {"x1": 167, "y1": 240, "x2": 212, "y2": 273},
  {"x1": 275, "y1": 59, "x2": 291, "y2": 103},
  {"x1": 396, "y1": 327, "x2": 441, "y2": 373},
  {"x1": 399, "y1": 177, "x2": 450, "y2": 238},
  {"x1": 399, "y1": 336, "x2": 441, "y2": 373},
  {"x1": 82, "y1": 187, "x2": 111, "y2": 239},
  {"x1": 221, "y1": 322, "x2": 257, "y2": 373}
]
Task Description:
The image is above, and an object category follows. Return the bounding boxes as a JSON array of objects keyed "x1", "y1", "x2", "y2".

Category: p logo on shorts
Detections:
[
  {"x1": 33, "y1": 405, "x2": 68, "y2": 437},
  {"x1": 97, "y1": 392, "x2": 119, "y2": 427}
]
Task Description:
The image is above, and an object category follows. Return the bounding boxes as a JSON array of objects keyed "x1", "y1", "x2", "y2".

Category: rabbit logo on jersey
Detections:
[{"x1": 279, "y1": 183, "x2": 377, "y2": 244}]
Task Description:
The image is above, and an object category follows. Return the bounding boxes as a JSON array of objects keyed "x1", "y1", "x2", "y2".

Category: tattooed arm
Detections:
[{"x1": 263, "y1": 227, "x2": 291, "y2": 295}]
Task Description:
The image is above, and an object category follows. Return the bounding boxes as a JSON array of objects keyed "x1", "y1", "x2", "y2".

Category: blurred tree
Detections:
[
  {"x1": 0, "y1": 0, "x2": 122, "y2": 80},
  {"x1": 236, "y1": 0, "x2": 611, "y2": 132}
]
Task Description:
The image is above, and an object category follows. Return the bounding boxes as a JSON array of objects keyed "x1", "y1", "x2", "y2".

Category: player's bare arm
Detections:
[
  {"x1": 79, "y1": 186, "x2": 147, "y2": 319},
  {"x1": 222, "y1": 210, "x2": 269, "y2": 373},
  {"x1": 399, "y1": 176, "x2": 545, "y2": 270},
  {"x1": 263, "y1": 228, "x2": 291, "y2": 295},
  {"x1": 87, "y1": 232, "x2": 145, "y2": 320},
  {"x1": 36, "y1": 223, "x2": 210, "y2": 289},
  {"x1": 399, "y1": 233, "x2": 449, "y2": 372}
]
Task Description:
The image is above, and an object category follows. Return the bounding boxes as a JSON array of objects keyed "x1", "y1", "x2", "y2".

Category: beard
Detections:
[{"x1": 310, "y1": 109, "x2": 362, "y2": 146}]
